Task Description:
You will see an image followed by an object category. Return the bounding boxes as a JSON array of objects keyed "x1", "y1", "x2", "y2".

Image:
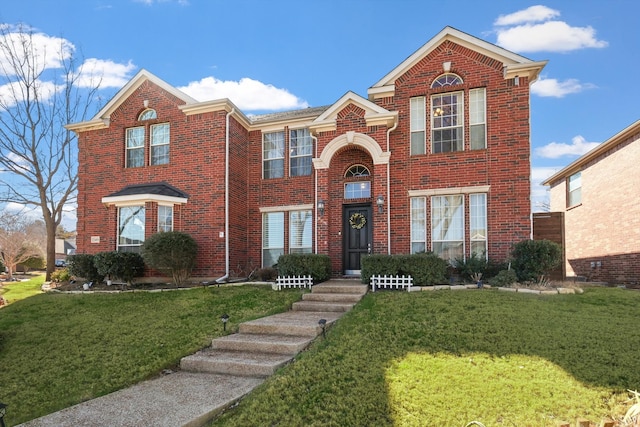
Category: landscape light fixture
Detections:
[
  {"x1": 318, "y1": 318, "x2": 327, "y2": 338},
  {"x1": 0, "y1": 401, "x2": 7, "y2": 427},
  {"x1": 317, "y1": 199, "x2": 325, "y2": 216},
  {"x1": 221, "y1": 313, "x2": 229, "y2": 332},
  {"x1": 376, "y1": 195, "x2": 385, "y2": 213}
]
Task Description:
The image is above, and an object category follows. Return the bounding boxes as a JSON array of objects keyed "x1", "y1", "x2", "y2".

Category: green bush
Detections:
[
  {"x1": 141, "y1": 231, "x2": 198, "y2": 286},
  {"x1": 361, "y1": 253, "x2": 448, "y2": 286},
  {"x1": 93, "y1": 251, "x2": 119, "y2": 281},
  {"x1": 67, "y1": 254, "x2": 103, "y2": 284},
  {"x1": 50, "y1": 268, "x2": 71, "y2": 283},
  {"x1": 511, "y1": 239, "x2": 562, "y2": 282},
  {"x1": 489, "y1": 269, "x2": 518, "y2": 287},
  {"x1": 276, "y1": 254, "x2": 331, "y2": 282},
  {"x1": 453, "y1": 253, "x2": 506, "y2": 283}
]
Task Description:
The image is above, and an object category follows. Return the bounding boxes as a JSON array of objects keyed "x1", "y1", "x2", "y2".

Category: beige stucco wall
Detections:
[{"x1": 549, "y1": 135, "x2": 640, "y2": 282}]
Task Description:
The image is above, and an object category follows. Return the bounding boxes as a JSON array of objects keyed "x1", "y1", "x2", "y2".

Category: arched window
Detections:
[
  {"x1": 344, "y1": 165, "x2": 371, "y2": 199},
  {"x1": 345, "y1": 165, "x2": 370, "y2": 178},
  {"x1": 431, "y1": 73, "x2": 463, "y2": 88},
  {"x1": 138, "y1": 109, "x2": 157, "y2": 120}
]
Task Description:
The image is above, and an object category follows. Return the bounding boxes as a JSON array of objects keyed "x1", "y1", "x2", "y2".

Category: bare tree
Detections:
[
  {"x1": 0, "y1": 211, "x2": 44, "y2": 279},
  {"x1": 0, "y1": 24, "x2": 100, "y2": 280}
]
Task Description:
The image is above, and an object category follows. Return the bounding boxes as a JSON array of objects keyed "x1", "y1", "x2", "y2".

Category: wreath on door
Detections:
[{"x1": 349, "y1": 212, "x2": 367, "y2": 230}]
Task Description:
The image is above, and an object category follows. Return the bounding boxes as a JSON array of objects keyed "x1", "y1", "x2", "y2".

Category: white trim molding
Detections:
[{"x1": 408, "y1": 185, "x2": 490, "y2": 197}]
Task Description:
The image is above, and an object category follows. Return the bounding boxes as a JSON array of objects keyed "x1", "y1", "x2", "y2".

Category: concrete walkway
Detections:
[{"x1": 18, "y1": 280, "x2": 367, "y2": 427}]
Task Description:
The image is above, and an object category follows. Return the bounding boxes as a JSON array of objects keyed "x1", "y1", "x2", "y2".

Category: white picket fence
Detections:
[
  {"x1": 275, "y1": 275, "x2": 313, "y2": 290},
  {"x1": 370, "y1": 274, "x2": 414, "y2": 292}
]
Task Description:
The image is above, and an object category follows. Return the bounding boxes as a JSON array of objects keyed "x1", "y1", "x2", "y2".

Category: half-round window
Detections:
[
  {"x1": 345, "y1": 165, "x2": 370, "y2": 178},
  {"x1": 139, "y1": 109, "x2": 157, "y2": 120},
  {"x1": 431, "y1": 73, "x2": 463, "y2": 88}
]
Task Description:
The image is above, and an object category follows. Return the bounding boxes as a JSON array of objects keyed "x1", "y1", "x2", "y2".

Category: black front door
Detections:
[{"x1": 343, "y1": 204, "x2": 372, "y2": 275}]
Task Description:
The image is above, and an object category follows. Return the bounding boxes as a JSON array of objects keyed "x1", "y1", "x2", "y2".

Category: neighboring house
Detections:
[
  {"x1": 67, "y1": 26, "x2": 546, "y2": 280},
  {"x1": 543, "y1": 120, "x2": 640, "y2": 284}
]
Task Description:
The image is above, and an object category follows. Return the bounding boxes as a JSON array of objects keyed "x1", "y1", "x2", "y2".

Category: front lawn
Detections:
[
  {"x1": 0, "y1": 285, "x2": 303, "y2": 426},
  {"x1": 0, "y1": 274, "x2": 45, "y2": 304},
  {"x1": 211, "y1": 287, "x2": 640, "y2": 426}
]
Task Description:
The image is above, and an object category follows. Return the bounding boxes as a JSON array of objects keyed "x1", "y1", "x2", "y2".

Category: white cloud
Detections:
[
  {"x1": 531, "y1": 76, "x2": 595, "y2": 98},
  {"x1": 535, "y1": 135, "x2": 600, "y2": 159},
  {"x1": 496, "y1": 21, "x2": 608, "y2": 53},
  {"x1": 494, "y1": 5, "x2": 560, "y2": 26},
  {"x1": 179, "y1": 76, "x2": 309, "y2": 112},
  {"x1": 530, "y1": 166, "x2": 563, "y2": 212},
  {"x1": 75, "y1": 58, "x2": 137, "y2": 88},
  {"x1": 0, "y1": 26, "x2": 75, "y2": 75}
]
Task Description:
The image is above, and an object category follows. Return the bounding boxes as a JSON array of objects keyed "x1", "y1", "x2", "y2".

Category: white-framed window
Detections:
[
  {"x1": 568, "y1": 172, "x2": 582, "y2": 207},
  {"x1": 158, "y1": 205, "x2": 173, "y2": 232},
  {"x1": 289, "y1": 210, "x2": 312, "y2": 254},
  {"x1": 118, "y1": 205, "x2": 145, "y2": 252},
  {"x1": 139, "y1": 109, "x2": 157, "y2": 120},
  {"x1": 469, "y1": 193, "x2": 487, "y2": 257},
  {"x1": 469, "y1": 88, "x2": 486, "y2": 150},
  {"x1": 410, "y1": 197, "x2": 426, "y2": 253},
  {"x1": 432, "y1": 92, "x2": 464, "y2": 153},
  {"x1": 150, "y1": 123, "x2": 170, "y2": 165},
  {"x1": 432, "y1": 195, "x2": 464, "y2": 262},
  {"x1": 126, "y1": 127, "x2": 145, "y2": 168},
  {"x1": 431, "y1": 73, "x2": 463, "y2": 88},
  {"x1": 345, "y1": 182, "x2": 371, "y2": 199},
  {"x1": 262, "y1": 212, "x2": 284, "y2": 267},
  {"x1": 290, "y1": 128, "x2": 312, "y2": 177},
  {"x1": 263, "y1": 131, "x2": 285, "y2": 179},
  {"x1": 410, "y1": 97, "x2": 426, "y2": 155}
]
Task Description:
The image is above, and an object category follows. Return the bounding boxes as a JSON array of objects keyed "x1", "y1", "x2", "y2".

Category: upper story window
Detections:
[
  {"x1": 125, "y1": 109, "x2": 170, "y2": 168},
  {"x1": 469, "y1": 88, "x2": 486, "y2": 150},
  {"x1": 410, "y1": 97, "x2": 426, "y2": 155},
  {"x1": 126, "y1": 127, "x2": 145, "y2": 168},
  {"x1": 431, "y1": 73, "x2": 463, "y2": 88},
  {"x1": 139, "y1": 109, "x2": 157, "y2": 120},
  {"x1": 151, "y1": 123, "x2": 170, "y2": 165},
  {"x1": 263, "y1": 131, "x2": 285, "y2": 179},
  {"x1": 567, "y1": 172, "x2": 582, "y2": 207},
  {"x1": 290, "y1": 128, "x2": 312, "y2": 176},
  {"x1": 432, "y1": 92, "x2": 464, "y2": 153},
  {"x1": 345, "y1": 165, "x2": 370, "y2": 178}
]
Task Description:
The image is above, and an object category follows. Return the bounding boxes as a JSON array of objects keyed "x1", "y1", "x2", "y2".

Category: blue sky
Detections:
[{"x1": 2, "y1": 0, "x2": 639, "y2": 226}]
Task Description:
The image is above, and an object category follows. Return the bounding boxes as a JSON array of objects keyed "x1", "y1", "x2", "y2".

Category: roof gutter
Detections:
[{"x1": 216, "y1": 108, "x2": 235, "y2": 283}]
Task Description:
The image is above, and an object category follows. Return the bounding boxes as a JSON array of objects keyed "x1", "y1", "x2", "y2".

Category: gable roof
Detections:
[
  {"x1": 542, "y1": 119, "x2": 640, "y2": 186},
  {"x1": 310, "y1": 91, "x2": 397, "y2": 133},
  {"x1": 368, "y1": 26, "x2": 547, "y2": 99}
]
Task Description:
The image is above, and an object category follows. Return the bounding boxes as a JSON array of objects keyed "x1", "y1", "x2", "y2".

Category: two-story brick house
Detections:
[{"x1": 68, "y1": 27, "x2": 546, "y2": 280}]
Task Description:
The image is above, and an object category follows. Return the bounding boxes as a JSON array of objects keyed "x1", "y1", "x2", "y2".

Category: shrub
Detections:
[
  {"x1": 276, "y1": 254, "x2": 331, "y2": 282},
  {"x1": 142, "y1": 231, "x2": 198, "y2": 286},
  {"x1": 453, "y1": 253, "x2": 507, "y2": 283},
  {"x1": 50, "y1": 268, "x2": 71, "y2": 283},
  {"x1": 93, "y1": 251, "x2": 119, "y2": 281},
  {"x1": 510, "y1": 239, "x2": 562, "y2": 282},
  {"x1": 361, "y1": 252, "x2": 448, "y2": 286},
  {"x1": 67, "y1": 254, "x2": 103, "y2": 284},
  {"x1": 255, "y1": 267, "x2": 278, "y2": 282},
  {"x1": 490, "y1": 269, "x2": 518, "y2": 287}
]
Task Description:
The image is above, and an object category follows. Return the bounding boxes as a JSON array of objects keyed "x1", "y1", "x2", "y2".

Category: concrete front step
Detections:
[
  {"x1": 302, "y1": 292, "x2": 364, "y2": 303},
  {"x1": 181, "y1": 348, "x2": 294, "y2": 377},
  {"x1": 312, "y1": 283, "x2": 368, "y2": 295},
  {"x1": 239, "y1": 311, "x2": 342, "y2": 337},
  {"x1": 292, "y1": 300, "x2": 355, "y2": 312},
  {"x1": 211, "y1": 333, "x2": 314, "y2": 354}
]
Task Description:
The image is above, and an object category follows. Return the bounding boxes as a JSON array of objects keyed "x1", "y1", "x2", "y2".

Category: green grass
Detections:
[
  {"x1": 0, "y1": 275, "x2": 45, "y2": 304},
  {"x1": 0, "y1": 285, "x2": 303, "y2": 426},
  {"x1": 211, "y1": 287, "x2": 640, "y2": 427}
]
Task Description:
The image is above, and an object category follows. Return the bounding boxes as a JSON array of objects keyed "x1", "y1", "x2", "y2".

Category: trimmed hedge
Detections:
[
  {"x1": 511, "y1": 239, "x2": 562, "y2": 282},
  {"x1": 361, "y1": 252, "x2": 449, "y2": 286},
  {"x1": 276, "y1": 254, "x2": 331, "y2": 282},
  {"x1": 67, "y1": 254, "x2": 103, "y2": 284}
]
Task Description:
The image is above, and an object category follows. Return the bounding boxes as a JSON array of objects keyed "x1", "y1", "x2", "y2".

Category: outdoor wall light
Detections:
[
  {"x1": 221, "y1": 313, "x2": 229, "y2": 332},
  {"x1": 317, "y1": 199, "x2": 325, "y2": 216},
  {"x1": 0, "y1": 401, "x2": 7, "y2": 427},
  {"x1": 318, "y1": 318, "x2": 327, "y2": 338},
  {"x1": 376, "y1": 195, "x2": 385, "y2": 213}
]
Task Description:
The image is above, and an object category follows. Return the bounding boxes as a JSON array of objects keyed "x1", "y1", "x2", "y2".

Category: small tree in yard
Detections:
[{"x1": 142, "y1": 232, "x2": 198, "y2": 286}]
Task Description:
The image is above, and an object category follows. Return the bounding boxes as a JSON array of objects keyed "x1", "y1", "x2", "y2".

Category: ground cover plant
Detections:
[
  {"x1": 211, "y1": 287, "x2": 640, "y2": 426},
  {"x1": 0, "y1": 285, "x2": 303, "y2": 425}
]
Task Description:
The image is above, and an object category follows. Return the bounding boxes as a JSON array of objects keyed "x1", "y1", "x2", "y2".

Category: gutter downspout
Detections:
[
  {"x1": 312, "y1": 133, "x2": 319, "y2": 254},
  {"x1": 216, "y1": 107, "x2": 235, "y2": 283},
  {"x1": 385, "y1": 120, "x2": 397, "y2": 255}
]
